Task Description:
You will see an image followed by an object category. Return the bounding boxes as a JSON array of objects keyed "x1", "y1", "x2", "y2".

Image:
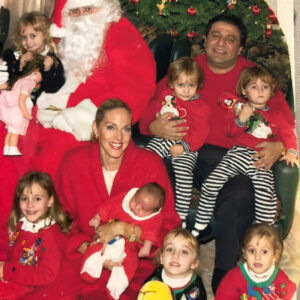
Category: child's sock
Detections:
[
  {"x1": 181, "y1": 218, "x2": 187, "y2": 229},
  {"x1": 191, "y1": 223, "x2": 207, "y2": 238}
]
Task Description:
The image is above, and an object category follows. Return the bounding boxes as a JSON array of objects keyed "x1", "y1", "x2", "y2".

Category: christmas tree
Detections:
[{"x1": 120, "y1": 0, "x2": 290, "y2": 94}]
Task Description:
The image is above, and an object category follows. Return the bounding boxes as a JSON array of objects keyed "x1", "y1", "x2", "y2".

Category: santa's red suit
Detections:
[{"x1": 0, "y1": 0, "x2": 156, "y2": 242}]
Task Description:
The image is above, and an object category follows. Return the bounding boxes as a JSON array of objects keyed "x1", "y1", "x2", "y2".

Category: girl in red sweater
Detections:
[
  {"x1": 216, "y1": 223, "x2": 296, "y2": 299},
  {"x1": 0, "y1": 171, "x2": 71, "y2": 300}
]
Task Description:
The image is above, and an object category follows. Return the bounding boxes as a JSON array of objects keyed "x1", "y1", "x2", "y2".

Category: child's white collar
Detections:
[
  {"x1": 122, "y1": 187, "x2": 161, "y2": 221},
  {"x1": 40, "y1": 45, "x2": 50, "y2": 56},
  {"x1": 244, "y1": 262, "x2": 275, "y2": 283},
  {"x1": 20, "y1": 216, "x2": 55, "y2": 233},
  {"x1": 161, "y1": 268, "x2": 193, "y2": 288}
]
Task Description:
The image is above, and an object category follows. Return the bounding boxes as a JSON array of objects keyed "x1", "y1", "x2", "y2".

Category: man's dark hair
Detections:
[{"x1": 205, "y1": 13, "x2": 248, "y2": 47}]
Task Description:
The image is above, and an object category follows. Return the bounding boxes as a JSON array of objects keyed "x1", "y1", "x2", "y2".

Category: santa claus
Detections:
[
  {"x1": 37, "y1": 0, "x2": 156, "y2": 140},
  {"x1": 0, "y1": 0, "x2": 156, "y2": 247}
]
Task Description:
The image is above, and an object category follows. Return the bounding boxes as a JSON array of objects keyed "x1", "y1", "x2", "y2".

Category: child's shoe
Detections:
[
  {"x1": 3, "y1": 145, "x2": 9, "y2": 156},
  {"x1": 7, "y1": 146, "x2": 22, "y2": 156}
]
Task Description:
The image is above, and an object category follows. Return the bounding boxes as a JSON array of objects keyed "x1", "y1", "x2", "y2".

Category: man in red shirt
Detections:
[{"x1": 139, "y1": 13, "x2": 295, "y2": 294}]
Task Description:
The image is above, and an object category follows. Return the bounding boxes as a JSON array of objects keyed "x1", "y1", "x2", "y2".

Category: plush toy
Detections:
[
  {"x1": 160, "y1": 95, "x2": 187, "y2": 120},
  {"x1": 137, "y1": 280, "x2": 173, "y2": 300},
  {"x1": 160, "y1": 95, "x2": 179, "y2": 117}
]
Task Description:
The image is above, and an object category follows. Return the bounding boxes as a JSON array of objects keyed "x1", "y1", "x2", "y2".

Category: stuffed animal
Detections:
[{"x1": 160, "y1": 95, "x2": 179, "y2": 117}]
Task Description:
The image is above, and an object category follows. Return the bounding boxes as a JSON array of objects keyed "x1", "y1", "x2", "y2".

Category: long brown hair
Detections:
[
  {"x1": 7, "y1": 53, "x2": 44, "y2": 89},
  {"x1": 8, "y1": 171, "x2": 72, "y2": 233}
]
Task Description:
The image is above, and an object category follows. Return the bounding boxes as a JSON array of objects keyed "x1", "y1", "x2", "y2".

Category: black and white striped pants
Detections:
[
  {"x1": 195, "y1": 145, "x2": 277, "y2": 231},
  {"x1": 145, "y1": 137, "x2": 198, "y2": 220}
]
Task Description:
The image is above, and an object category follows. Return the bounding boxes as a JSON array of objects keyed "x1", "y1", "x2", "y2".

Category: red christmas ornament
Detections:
[
  {"x1": 130, "y1": 0, "x2": 139, "y2": 3},
  {"x1": 265, "y1": 28, "x2": 272, "y2": 38},
  {"x1": 187, "y1": 31, "x2": 197, "y2": 38},
  {"x1": 187, "y1": 7, "x2": 197, "y2": 16},
  {"x1": 251, "y1": 4, "x2": 260, "y2": 16},
  {"x1": 269, "y1": 12, "x2": 277, "y2": 22},
  {"x1": 170, "y1": 29, "x2": 179, "y2": 38}
]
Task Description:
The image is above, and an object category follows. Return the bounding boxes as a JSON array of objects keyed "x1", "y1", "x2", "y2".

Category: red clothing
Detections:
[
  {"x1": 0, "y1": 221, "x2": 69, "y2": 300},
  {"x1": 0, "y1": 17, "x2": 156, "y2": 241},
  {"x1": 215, "y1": 265, "x2": 296, "y2": 300},
  {"x1": 140, "y1": 54, "x2": 294, "y2": 149},
  {"x1": 52, "y1": 141, "x2": 180, "y2": 299},
  {"x1": 66, "y1": 17, "x2": 155, "y2": 124},
  {"x1": 98, "y1": 189, "x2": 162, "y2": 244},
  {"x1": 80, "y1": 190, "x2": 163, "y2": 295},
  {"x1": 139, "y1": 87, "x2": 210, "y2": 151},
  {"x1": 225, "y1": 107, "x2": 298, "y2": 152}
]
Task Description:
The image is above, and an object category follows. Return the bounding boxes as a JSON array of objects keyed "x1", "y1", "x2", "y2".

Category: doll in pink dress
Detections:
[{"x1": 0, "y1": 54, "x2": 44, "y2": 156}]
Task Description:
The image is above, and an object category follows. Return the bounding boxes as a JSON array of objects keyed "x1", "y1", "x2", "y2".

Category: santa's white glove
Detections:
[
  {"x1": 0, "y1": 61, "x2": 9, "y2": 84},
  {"x1": 52, "y1": 114, "x2": 73, "y2": 133}
]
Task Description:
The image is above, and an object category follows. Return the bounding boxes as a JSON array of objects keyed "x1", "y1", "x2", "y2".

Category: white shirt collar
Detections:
[
  {"x1": 161, "y1": 268, "x2": 193, "y2": 288},
  {"x1": 40, "y1": 45, "x2": 50, "y2": 56},
  {"x1": 122, "y1": 187, "x2": 162, "y2": 221},
  {"x1": 20, "y1": 216, "x2": 55, "y2": 233},
  {"x1": 244, "y1": 262, "x2": 275, "y2": 283}
]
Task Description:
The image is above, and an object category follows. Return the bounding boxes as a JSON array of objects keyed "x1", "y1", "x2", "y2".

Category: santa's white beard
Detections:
[{"x1": 58, "y1": 12, "x2": 109, "y2": 83}]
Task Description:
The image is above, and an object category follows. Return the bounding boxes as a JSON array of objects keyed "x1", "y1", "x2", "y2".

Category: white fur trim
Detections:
[
  {"x1": 50, "y1": 23, "x2": 66, "y2": 38},
  {"x1": 65, "y1": 0, "x2": 101, "y2": 9},
  {"x1": 37, "y1": 109, "x2": 59, "y2": 128},
  {"x1": 60, "y1": 98, "x2": 97, "y2": 141}
]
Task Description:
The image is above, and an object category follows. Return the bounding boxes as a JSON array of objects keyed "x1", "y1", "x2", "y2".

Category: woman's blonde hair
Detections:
[
  {"x1": 167, "y1": 56, "x2": 204, "y2": 89},
  {"x1": 154, "y1": 228, "x2": 200, "y2": 274},
  {"x1": 8, "y1": 171, "x2": 72, "y2": 233},
  {"x1": 240, "y1": 223, "x2": 283, "y2": 265},
  {"x1": 236, "y1": 66, "x2": 277, "y2": 98},
  {"x1": 13, "y1": 11, "x2": 56, "y2": 54}
]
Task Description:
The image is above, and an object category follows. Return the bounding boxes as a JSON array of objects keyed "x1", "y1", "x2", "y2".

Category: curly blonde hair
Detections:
[{"x1": 12, "y1": 11, "x2": 56, "y2": 54}]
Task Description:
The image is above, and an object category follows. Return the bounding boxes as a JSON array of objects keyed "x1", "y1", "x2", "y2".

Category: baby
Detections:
[{"x1": 81, "y1": 182, "x2": 165, "y2": 299}]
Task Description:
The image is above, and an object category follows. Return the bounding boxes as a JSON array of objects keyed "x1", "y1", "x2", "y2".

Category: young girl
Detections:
[
  {"x1": 145, "y1": 57, "x2": 211, "y2": 228},
  {"x1": 216, "y1": 223, "x2": 297, "y2": 299},
  {"x1": 0, "y1": 171, "x2": 72, "y2": 299},
  {"x1": 0, "y1": 54, "x2": 44, "y2": 156},
  {"x1": 2, "y1": 11, "x2": 65, "y2": 105},
  {"x1": 139, "y1": 228, "x2": 207, "y2": 300},
  {"x1": 192, "y1": 66, "x2": 298, "y2": 237}
]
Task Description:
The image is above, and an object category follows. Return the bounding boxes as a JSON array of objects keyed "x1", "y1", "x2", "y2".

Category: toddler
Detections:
[
  {"x1": 216, "y1": 223, "x2": 297, "y2": 299},
  {"x1": 140, "y1": 228, "x2": 207, "y2": 299},
  {"x1": 192, "y1": 66, "x2": 298, "y2": 237},
  {"x1": 145, "y1": 56, "x2": 210, "y2": 227}
]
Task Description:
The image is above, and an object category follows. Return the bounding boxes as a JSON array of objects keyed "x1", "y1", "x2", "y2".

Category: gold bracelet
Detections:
[{"x1": 129, "y1": 225, "x2": 136, "y2": 242}]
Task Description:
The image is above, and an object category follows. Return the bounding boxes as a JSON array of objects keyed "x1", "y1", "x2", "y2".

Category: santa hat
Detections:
[
  {"x1": 50, "y1": 0, "x2": 67, "y2": 38},
  {"x1": 50, "y1": 0, "x2": 102, "y2": 38}
]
